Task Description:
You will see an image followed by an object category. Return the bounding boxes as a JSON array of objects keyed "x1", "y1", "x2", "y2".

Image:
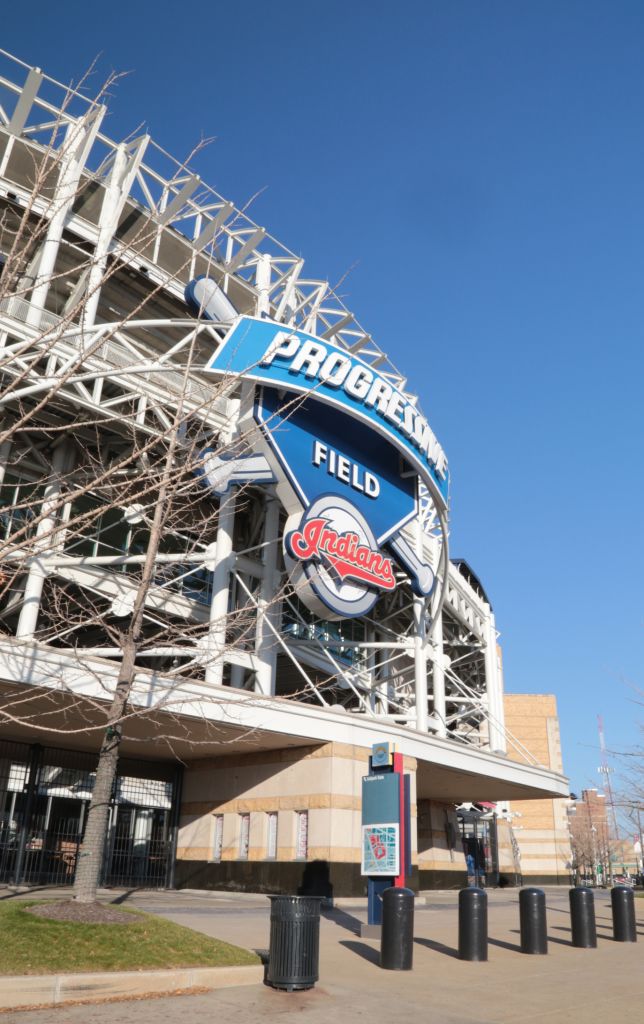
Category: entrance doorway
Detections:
[{"x1": 458, "y1": 805, "x2": 499, "y2": 887}]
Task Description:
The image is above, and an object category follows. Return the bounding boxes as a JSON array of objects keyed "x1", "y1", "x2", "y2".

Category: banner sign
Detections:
[
  {"x1": 188, "y1": 282, "x2": 448, "y2": 620},
  {"x1": 255, "y1": 389, "x2": 416, "y2": 542},
  {"x1": 205, "y1": 315, "x2": 449, "y2": 509},
  {"x1": 255, "y1": 388, "x2": 434, "y2": 617}
]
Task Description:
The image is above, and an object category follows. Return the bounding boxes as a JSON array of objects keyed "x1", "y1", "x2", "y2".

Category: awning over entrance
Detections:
[{"x1": 0, "y1": 640, "x2": 569, "y2": 806}]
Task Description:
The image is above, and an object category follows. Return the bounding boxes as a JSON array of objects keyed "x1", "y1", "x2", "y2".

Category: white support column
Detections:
[
  {"x1": 8, "y1": 67, "x2": 44, "y2": 137},
  {"x1": 255, "y1": 253, "x2": 272, "y2": 317},
  {"x1": 74, "y1": 136, "x2": 149, "y2": 328},
  {"x1": 254, "y1": 494, "x2": 281, "y2": 696},
  {"x1": 204, "y1": 492, "x2": 236, "y2": 687},
  {"x1": 27, "y1": 106, "x2": 105, "y2": 326},
  {"x1": 413, "y1": 518, "x2": 429, "y2": 732},
  {"x1": 413, "y1": 595, "x2": 428, "y2": 732},
  {"x1": 375, "y1": 631, "x2": 390, "y2": 715},
  {"x1": 365, "y1": 625, "x2": 377, "y2": 712},
  {"x1": 484, "y1": 612, "x2": 506, "y2": 753},
  {"x1": 431, "y1": 610, "x2": 447, "y2": 738},
  {"x1": 16, "y1": 441, "x2": 74, "y2": 638}
]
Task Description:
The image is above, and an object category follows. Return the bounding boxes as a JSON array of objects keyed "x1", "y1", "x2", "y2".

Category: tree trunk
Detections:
[
  {"x1": 72, "y1": 642, "x2": 134, "y2": 902},
  {"x1": 71, "y1": 722, "x2": 121, "y2": 900}
]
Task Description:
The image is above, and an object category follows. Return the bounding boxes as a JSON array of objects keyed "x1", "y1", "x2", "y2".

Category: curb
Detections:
[{"x1": 0, "y1": 963, "x2": 264, "y2": 1009}]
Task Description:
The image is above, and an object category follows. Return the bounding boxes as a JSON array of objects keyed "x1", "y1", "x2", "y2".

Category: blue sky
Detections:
[{"x1": 2, "y1": 1, "x2": 643, "y2": 796}]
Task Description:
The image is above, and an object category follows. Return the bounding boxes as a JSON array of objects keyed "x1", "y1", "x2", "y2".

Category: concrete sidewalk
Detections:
[{"x1": 3, "y1": 887, "x2": 643, "y2": 1023}]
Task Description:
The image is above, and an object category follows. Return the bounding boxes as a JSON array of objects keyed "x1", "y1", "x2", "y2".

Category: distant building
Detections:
[
  {"x1": 501, "y1": 694, "x2": 572, "y2": 885},
  {"x1": 567, "y1": 789, "x2": 638, "y2": 884}
]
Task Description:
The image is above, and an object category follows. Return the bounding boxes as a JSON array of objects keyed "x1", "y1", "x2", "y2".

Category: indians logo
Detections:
[{"x1": 285, "y1": 495, "x2": 396, "y2": 619}]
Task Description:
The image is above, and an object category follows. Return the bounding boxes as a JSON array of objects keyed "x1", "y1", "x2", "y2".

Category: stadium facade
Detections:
[{"x1": 0, "y1": 52, "x2": 568, "y2": 895}]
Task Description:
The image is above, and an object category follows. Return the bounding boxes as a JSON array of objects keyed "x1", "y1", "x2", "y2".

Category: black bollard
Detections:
[
  {"x1": 611, "y1": 885, "x2": 637, "y2": 943},
  {"x1": 569, "y1": 886, "x2": 597, "y2": 948},
  {"x1": 519, "y1": 887, "x2": 548, "y2": 954},
  {"x1": 458, "y1": 886, "x2": 488, "y2": 961},
  {"x1": 380, "y1": 886, "x2": 414, "y2": 970}
]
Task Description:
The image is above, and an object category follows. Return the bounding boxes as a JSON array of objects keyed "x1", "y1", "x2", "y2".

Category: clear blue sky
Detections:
[{"x1": 3, "y1": 1, "x2": 643, "y2": 796}]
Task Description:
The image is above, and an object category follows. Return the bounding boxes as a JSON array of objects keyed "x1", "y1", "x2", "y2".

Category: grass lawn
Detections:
[{"x1": 0, "y1": 901, "x2": 260, "y2": 976}]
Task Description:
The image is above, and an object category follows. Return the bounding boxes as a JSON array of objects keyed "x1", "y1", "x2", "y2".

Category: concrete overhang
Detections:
[{"x1": 0, "y1": 640, "x2": 569, "y2": 804}]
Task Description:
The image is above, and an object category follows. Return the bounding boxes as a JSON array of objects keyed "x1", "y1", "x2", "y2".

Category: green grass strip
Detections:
[{"x1": 0, "y1": 902, "x2": 260, "y2": 976}]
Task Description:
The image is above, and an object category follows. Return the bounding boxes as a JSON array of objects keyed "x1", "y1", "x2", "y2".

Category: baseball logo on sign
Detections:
[{"x1": 285, "y1": 495, "x2": 396, "y2": 618}]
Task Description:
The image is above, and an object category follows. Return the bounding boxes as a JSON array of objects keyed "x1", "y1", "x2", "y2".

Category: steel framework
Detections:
[{"x1": 0, "y1": 50, "x2": 509, "y2": 754}]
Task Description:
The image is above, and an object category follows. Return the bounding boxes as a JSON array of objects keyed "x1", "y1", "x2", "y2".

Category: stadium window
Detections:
[
  {"x1": 238, "y1": 813, "x2": 250, "y2": 860},
  {"x1": 295, "y1": 810, "x2": 308, "y2": 860},
  {"x1": 211, "y1": 814, "x2": 223, "y2": 862},
  {"x1": 267, "y1": 812, "x2": 278, "y2": 859}
]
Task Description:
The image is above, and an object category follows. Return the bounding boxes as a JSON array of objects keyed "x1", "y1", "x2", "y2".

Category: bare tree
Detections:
[{"x1": 0, "y1": 71, "x2": 293, "y2": 903}]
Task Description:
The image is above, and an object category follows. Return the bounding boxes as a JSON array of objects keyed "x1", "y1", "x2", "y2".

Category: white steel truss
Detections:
[{"x1": 0, "y1": 48, "x2": 511, "y2": 755}]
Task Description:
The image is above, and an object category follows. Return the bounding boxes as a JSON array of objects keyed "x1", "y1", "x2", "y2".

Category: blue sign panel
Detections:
[
  {"x1": 255, "y1": 388, "x2": 436, "y2": 612},
  {"x1": 186, "y1": 282, "x2": 448, "y2": 620},
  {"x1": 205, "y1": 316, "x2": 449, "y2": 509},
  {"x1": 255, "y1": 389, "x2": 416, "y2": 545},
  {"x1": 362, "y1": 772, "x2": 400, "y2": 825}
]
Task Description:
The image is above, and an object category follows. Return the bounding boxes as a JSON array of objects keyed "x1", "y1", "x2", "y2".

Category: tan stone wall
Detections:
[
  {"x1": 503, "y1": 694, "x2": 572, "y2": 881},
  {"x1": 178, "y1": 742, "x2": 418, "y2": 869},
  {"x1": 417, "y1": 800, "x2": 464, "y2": 875}
]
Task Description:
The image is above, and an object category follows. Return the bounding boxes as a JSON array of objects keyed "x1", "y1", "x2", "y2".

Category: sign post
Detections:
[{"x1": 361, "y1": 743, "x2": 411, "y2": 926}]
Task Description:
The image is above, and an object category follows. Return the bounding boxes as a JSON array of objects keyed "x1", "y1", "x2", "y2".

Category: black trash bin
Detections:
[{"x1": 266, "y1": 895, "x2": 321, "y2": 991}]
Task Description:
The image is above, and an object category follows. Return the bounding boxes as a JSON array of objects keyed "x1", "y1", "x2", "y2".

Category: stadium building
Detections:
[{"x1": 0, "y1": 51, "x2": 568, "y2": 895}]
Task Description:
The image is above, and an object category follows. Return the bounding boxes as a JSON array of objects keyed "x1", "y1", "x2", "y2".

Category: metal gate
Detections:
[
  {"x1": 458, "y1": 807, "x2": 499, "y2": 888},
  {"x1": 0, "y1": 740, "x2": 181, "y2": 888}
]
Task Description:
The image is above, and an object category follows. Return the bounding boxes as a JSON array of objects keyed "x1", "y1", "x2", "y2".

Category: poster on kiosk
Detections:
[{"x1": 361, "y1": 742, "x2": 411, "y2": 926}]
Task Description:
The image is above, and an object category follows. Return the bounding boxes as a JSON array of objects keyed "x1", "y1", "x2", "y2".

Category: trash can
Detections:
[{"x1": 266, "y1": 895, "x2": 322, "y2": 991}]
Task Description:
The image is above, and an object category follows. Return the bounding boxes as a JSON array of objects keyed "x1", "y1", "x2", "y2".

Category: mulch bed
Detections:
[{"x1": 24, "y1": 901, "x2": 135, "y2": 925}]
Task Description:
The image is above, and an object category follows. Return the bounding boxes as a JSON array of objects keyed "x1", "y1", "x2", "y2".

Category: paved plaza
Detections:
[{"x1": 2, "y1": 887, "x2": 642, "y2": 1024}]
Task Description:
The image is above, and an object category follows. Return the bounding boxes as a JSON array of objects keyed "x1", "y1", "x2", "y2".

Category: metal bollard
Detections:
[
  {"x1": 380, "y1": 886, "x2": 414, "y2": 970},
  {"x1": 611, "y1": 885, "x2": 637, "y2": 943},
  {"x1": 519, "y1": 887, "x2": 548, "y2": 954},
  {"x1": 458, "y1": 886, "x2": 488, "y2": 961},
  {"x1": 569, "y1": 886, "x2": 597, "y2": 948}
]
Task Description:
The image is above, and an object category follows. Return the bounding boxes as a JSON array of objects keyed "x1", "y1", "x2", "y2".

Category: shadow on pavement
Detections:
[
  {"x1": 321, "y1": 906, "x2": 362, "y2": 935},
  {"x1": 413, "y1": 936, "x2": 459, "y2": 959},
  {"x1": 109, "y1": 889, "x2": 140, "y2": 905},
  {"x1": 339, "y1": 940, "x2": 380, "y2": 966},
  {"x1": 488, "y1": 936, "x2": 521, "y2": 953},
  {"x1": 0, "y1": 886, "x2": 50, "y2": 901}
]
